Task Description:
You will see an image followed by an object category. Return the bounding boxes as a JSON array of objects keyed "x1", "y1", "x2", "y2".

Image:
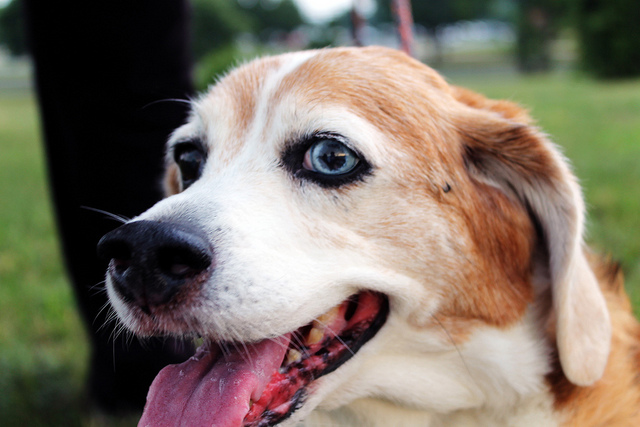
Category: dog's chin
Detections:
[{"x1": 128, "y1": 291, "x2": 389, "y2": 426}]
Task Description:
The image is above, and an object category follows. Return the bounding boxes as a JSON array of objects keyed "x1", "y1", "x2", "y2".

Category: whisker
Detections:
[
  {"x1": 312, "y1": 319, "x2": 355, "y2": 357},
  {"x1": 430, "y1": 314, "x2": 474, "y2": 380},
  {"x1": 218, "y1": 340, "x2": 232, "y2": 359},
  {"x1": 142, "y1": 98, "x2": 193, "y2": 109},
  {"x1": 81, "y1": 206, "x2": 130, "y2": 223},
  {"x1": 89, "y1": 280, "x2": 108, "y2": 296},
  {"x1": 268, "y1": 335, "x2": 297, "y2": 354},
  {"x1": 289, "y1": 331, "x2": 310, "y2": 358},
  {"x1": 238, "y1": 339, "x2": 256, "y2": 371},
  {"x1": 223, "y1": 326, "x2": 256, "y2": 370},
  {"x1": 109, "y1": 318, "x2": 127, "y2": 344},
  {"x1": 95, "y1": 302, "x2": 117, "y2": 332}
]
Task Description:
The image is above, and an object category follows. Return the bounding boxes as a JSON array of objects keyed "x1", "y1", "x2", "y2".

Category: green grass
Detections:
[
  {"x1": 0, "y1": 70, "x2": 639, "y2": 425},
  {"x1": 0, "y1": 91, "x2": 91, "y2": 426}
]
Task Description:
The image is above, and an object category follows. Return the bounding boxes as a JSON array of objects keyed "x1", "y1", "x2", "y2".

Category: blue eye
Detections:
[
  {"x1": 281, "y1": 134, "x2": 372, "y2": 188},
  {"x1": 303, "y1": 139, "x2": 360, "y2": 175}
]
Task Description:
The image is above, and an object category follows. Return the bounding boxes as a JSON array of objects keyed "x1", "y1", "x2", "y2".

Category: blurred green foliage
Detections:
[
  {"x1": 0, "y1": 0, "x2": 26, "y2": 56},
  {"x1": 194, "y1": 42, "x2": 266, "y2": 90},
  {"x1": 515, "y1": 0, "x2": 564, "y2": 72},
  {"x1": 188, "y1": 0, "x2": 304, "y2": 87},
  {"x1": 570, "y1": 0, "x2": 640, "y2": 78},
  {"x1": 190, "y1": 0, "x2": 302, "y2": 60},
  {"x1": 190, "y1": 0, "x2": 255, "y2": 60}
]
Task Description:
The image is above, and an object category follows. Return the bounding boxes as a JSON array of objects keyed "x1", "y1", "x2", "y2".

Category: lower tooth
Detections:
[{"x1": 286, "y1": 349, "x2": 302, "y2": 365}]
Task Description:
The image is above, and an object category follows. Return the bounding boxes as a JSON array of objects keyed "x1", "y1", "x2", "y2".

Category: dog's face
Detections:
[{"x1": 99, "y1": 47, "x2": 611, "y2": 426}]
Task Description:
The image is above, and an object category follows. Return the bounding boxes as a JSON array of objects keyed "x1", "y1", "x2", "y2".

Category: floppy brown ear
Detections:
[{"x1": 453, "y1": 88, "x2": 611, "y2": 386}]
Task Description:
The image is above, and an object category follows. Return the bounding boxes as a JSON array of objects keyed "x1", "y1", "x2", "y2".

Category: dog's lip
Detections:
[
  {"x1": 139, "y1": 291, "x2": 389, "y2": 427},
  {"x1": 243, "y1": 292, "x2": 389, "y2": 425}
]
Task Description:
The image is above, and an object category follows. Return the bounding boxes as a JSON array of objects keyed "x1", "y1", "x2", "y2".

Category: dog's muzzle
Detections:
[{"x1": 97, "y1": 220, "x2": 213, "y2": 314}]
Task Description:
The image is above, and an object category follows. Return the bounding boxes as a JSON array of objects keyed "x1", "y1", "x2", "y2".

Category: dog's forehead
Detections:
[
  {"x1": 186, "y1": 48, "x2": 457, "y2": 159},
  {"x1": 189, "y1": 51, "x2": 316, "y2": 145}
]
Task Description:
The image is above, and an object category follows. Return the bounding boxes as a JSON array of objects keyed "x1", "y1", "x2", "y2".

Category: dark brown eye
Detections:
[{"x1": 173, "y1": 143, "x2": 205, "y2": 189}]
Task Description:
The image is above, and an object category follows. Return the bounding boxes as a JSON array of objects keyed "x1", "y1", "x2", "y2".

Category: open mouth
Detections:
[{"x1": 139, "y1": 291, "x2": 388, "y2": 427}]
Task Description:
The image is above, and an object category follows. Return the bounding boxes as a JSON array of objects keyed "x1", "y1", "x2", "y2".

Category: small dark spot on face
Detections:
[{"x1": 443, "y1": 182, "x2": 452, "y2": 193}]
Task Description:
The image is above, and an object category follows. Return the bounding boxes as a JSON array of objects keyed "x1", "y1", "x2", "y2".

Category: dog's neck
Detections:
[
  {"x1": 310, "y1": 392, "x2": 558, "y2": 427},
  {"x1": 309, "y1": 399, "x2": 435, "y2": 426}
]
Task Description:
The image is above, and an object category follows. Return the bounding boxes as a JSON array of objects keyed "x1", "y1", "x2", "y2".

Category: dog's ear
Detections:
[{"x1": 452, "y1": 87, "x2": 611, "y2": 386}]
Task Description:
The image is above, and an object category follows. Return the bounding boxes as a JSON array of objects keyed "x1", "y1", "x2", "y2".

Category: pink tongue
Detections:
[{"x1": 139, "y1": 335, "x2": 290, "y2": 427}]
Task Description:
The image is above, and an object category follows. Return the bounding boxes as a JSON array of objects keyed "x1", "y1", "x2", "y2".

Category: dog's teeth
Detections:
[
  {"x1": 306, "y1": 326, "x2": 324, "y2": 346},
  {"x1": 286, "y1": 349, "x2": 302, "y2": 365},
  {"x1": 306, "y1": 305, "x2": 340, "y2": 346},
  {"x1": 315, "y1": 305, "x2": 340, "y2": 326}
]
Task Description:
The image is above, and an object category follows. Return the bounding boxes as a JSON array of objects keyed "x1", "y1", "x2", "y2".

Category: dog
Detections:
[{"x1": 97, "y1": 46, "x2": 640, "y2": 426}]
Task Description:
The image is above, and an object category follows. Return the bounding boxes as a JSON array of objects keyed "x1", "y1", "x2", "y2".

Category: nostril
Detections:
[
  {"x1": 112, "y1": 257, "x2": 132, "y2": 275},
  {"x1": 97, "y1": 220, "x2": 213, "y2": 310},
  {"x1": 157, "y1": 245, "x2": 211, "y2": 280},
  {"x1": 99, "y1": 240, "x2": 133, "y2": 279}
]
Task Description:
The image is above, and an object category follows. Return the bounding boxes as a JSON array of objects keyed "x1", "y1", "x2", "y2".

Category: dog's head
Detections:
[{"x1": 98, "y1": 47, "x2": 611, "y2": 425}]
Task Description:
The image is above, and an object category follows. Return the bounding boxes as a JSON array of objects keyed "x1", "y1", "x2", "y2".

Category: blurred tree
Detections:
[
  {"x1": 0, "y1": 0, "x2": 27, "y2": 56},
  {"x1": 515, "y1": 0, "x2": 569, "y2": 73},
  {"x1": 193, "y1": 0, "x2": 304, "y2": 89},
  {"x1": 190, "y1": 0, "x2": 254, "y2": 60},
  {"x1": 516, "y1": 0, "x2": 551, "y2": 72},
  {"x1": 240, "y1": 0, "x2": 303, "y2": 36},
  {"x1": 191, "y1": 0, "x2": 304, "y2": 59},
  {"x1": 570, "y1": 0, "x2": 640, "y2": 78}
]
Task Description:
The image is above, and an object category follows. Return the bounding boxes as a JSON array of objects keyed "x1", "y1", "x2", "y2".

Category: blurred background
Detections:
[{"x1": 0, "y1": 0, "x2": 638, "y2": 425}]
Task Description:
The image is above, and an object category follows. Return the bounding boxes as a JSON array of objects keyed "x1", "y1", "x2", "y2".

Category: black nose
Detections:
[{"x1": 97, "y1": 220, "x2": 213, "y2": 313}]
